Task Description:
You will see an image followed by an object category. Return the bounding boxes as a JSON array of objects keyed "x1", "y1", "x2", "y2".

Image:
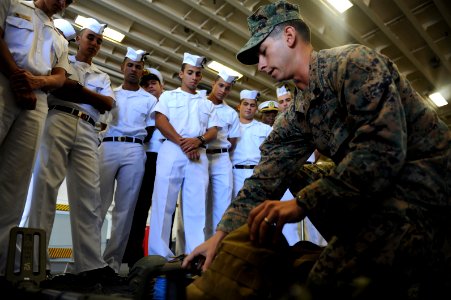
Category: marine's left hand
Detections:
[{"x1": 248, "y1": 199, "x2": 304, "y2": 245}]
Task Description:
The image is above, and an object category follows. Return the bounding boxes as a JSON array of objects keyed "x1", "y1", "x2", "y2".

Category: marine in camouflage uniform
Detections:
[{"x1": 185, "y1": 1, "x2": 451, "y2": 299}]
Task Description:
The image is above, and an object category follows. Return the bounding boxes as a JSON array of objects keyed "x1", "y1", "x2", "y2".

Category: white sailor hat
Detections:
[
  {"x1": 183, "y1": 52, "x2": 206, "y2": 68},
  {"x1": 125, "y1": 47, "x2": 149, "y2": 62},
  {"x1": 218, "y1": 69, "x2": 238, "y2": 84},
  {"x1": 258, "y1": 100, "x2": 279, "y2": 112},
  {"x1": 53, "y1": 18, "x2": 76, "y2": 41},
  {"x1": 276, "y1": 85, "x2": 290, "y2": 98},
  {"x1": 240, "y1": 89, "x2": 259, "y2": 100},
  {"x1": 81, "y1": 17, "x2": 107, "y2": 35},
  {"x1": 197, "y1": 89, "x2": 207, "y2": 97},
  {"x1": 143, "y1": 67, "x2": 164, "y2": 84}
]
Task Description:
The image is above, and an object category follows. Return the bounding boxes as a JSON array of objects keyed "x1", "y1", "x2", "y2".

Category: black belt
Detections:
[
  {"x1": 206, "y1": 148, "x2": 229, "y2": 154},
  {"x1": 233, "y1": 164, "x2": 256, "y2": 169},
  {"x1": 103, "y1": 136, "x2": 143, "y2": 144},
  {"x1": 49, "y1": 105, "x2": 96, "y2": 127}
]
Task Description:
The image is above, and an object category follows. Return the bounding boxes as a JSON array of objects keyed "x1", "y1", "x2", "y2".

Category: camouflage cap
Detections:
[{"x1": 236, "y1": 0, "x2": 301, "y2": 65}]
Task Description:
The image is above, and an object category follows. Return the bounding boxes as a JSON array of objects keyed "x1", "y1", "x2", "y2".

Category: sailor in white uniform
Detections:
[
  {"x1": 0, "y1": 0, "x2": 71, "y2": 276},
  {"x1": 123, "y1": 67, "x2": 165, "y2": 268},
  {"x1": 148, "y1": 52, "x2": 221, "y2": 259},
  {"x1": 205, "y1": 69, "x2": 241, "y2": 238},
  {"x1": 231, "y1": 90, "x2": 272, "y2": 198},
  {"x1": 27, "y1": 18, "x2": 115, "y2": 275},
  {"x1": 19, "y1": 17, "x2": 77, "y2": 228},
  {"x1": 275, "y1": 84, "x2": 292, "y2": 112},
  {"x1": 53, "y1": 18, "x2": 76, "y2": 42},
  {"x1": 99, "y1": 47, "x2": 158, "y2": 273}
]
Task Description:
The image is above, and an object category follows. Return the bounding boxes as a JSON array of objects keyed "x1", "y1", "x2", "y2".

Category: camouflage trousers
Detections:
[{"x1": 187, "y1": 163, "x2": 451, "y2": 299}]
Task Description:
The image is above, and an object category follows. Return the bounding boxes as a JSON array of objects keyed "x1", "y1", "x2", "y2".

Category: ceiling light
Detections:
[
  {"x1": 75, "y1": 15, "x2": 125, "y2": 43},
  {"x1": 102, "y1": 28, "x2": 125, "y2": 43},
  {"x1": 206, "y1": 61, "x2": 243, "y2": 80},
  {"x1": 429, "y1": 92, "x2": 448, "y2": 107},
  {"x1": 326, "y1": 0, "x2": 353, "y2": 13}
]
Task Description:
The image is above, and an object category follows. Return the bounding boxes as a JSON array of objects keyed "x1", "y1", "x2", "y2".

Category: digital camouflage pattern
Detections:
[
  {"x1": 217, "y1": 44, "x2": 451, "y2": 298},
  {"x1": 236, "y1": 0, "x2": 302, "y2": 65},
  {"x1": 188, "y1": 224, "x2": 323, "y2": 300}
]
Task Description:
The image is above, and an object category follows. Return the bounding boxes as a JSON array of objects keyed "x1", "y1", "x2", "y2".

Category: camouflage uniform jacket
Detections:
[{"x1": 218, "y1": 44, "x2": 451, "y2": 233}]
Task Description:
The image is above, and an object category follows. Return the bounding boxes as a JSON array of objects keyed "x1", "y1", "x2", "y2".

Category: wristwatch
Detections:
[
  {"x1": 295, "y1": 194, "x2": 308, "y2": 211},
  {"x1": 197, "y1": 135, "x2": 207, "y2": 145}
]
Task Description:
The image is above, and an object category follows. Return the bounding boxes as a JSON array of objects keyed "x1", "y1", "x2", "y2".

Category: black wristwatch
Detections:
[
  {"x1": 197, "y1": 135, "x2": 207, "y2": 145},
  {"x1": 296, "y1": 194, "x2": 308, "y2": 211}
]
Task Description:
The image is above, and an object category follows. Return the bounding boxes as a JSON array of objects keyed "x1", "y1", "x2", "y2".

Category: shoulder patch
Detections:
[{"x1": 14, "y1": 12, "x2": 32, "y2": 21}]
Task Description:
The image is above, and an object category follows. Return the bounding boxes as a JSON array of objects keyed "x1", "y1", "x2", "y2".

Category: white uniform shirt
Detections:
[
  {"x1": 154, "y1": 88, "x2": 221, "y2": 137},
  {"x1": 0, "y1": 0, "x2": 69, "y2": 76},
  {"x1": 103, "y1": 86, "x2": 157, "y2": 141},
  {"x1": 231, "y1": 119, "x2": 272, "y2": 165},
  {"x1": 207, "y1": 102, "x2": 240, "y2": 150},
  {"x1": 48, "y1": 55, "x2": 115, "y2": 122}
]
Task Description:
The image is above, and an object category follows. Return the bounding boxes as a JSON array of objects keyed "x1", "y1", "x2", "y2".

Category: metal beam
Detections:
[
  {"x1": 433, "y1": 0, "x2": 451, "y2": 29},
  {"x1": 394, "y1": 0, "x2": 451, "y2": 75},
  {"x1": 181, "y1": 0, "x2": 249, "y2": 39},
  {"x1": 353, "y1": 0, "x2": 437, "y2": 89}
]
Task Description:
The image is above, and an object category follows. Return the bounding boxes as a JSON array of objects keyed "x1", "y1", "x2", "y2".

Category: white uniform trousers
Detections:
[
  {"x1": 232, "y1": 168, "x2": 254, "y2": 199},
  {"x1": 174, "y1": 194, "x2": 185, "y2": 256},
  {"x1": 148, "y1": 141, "x2": 208, "y2": 259},
  {"x1": 27, "y1": 111, "x2": 107, "y2": 273},
  {"x1": 0, "y1": 82, "x2": 47, "y2": 276},
  {"x1": 99, "y1": 142, "x2": 146, "y2": 273},
  {"x1": 303, "y1": 217, "x2": 327, "y2": 246},
  {"x1": 280, "y1": 174, "x2": 327, "y2": 246},
  {"x1": 280, "y1": 189, "x2": 302, "y2": 246},
  {"x1": 233, "y1": 169, "x2": 302, "y2": 246},
  {"x1": 205, "y1": 153, "x2": 233, "y2": 238}
]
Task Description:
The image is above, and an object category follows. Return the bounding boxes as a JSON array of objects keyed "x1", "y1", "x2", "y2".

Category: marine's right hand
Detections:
[{"x1": 182, "y1": 231, "x2": 227, "y2": 272}]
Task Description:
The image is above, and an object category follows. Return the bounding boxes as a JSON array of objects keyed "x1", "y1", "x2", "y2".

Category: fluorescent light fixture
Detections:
[
  {"x1": 102, "y1": 27, "x2": 125, "y2": 43},
  {"x1": 429, "y1": 92, "x2": 448, "y2": 107},
  {"x1": 206, "y1": 60, "x2": 243, "y2": 80},
  {"x1": 75, "y1": 15, "x2": 125, "y2": 43},
  {"x1": 326, "y1": 0, "x2": 353, "y2": 13}
]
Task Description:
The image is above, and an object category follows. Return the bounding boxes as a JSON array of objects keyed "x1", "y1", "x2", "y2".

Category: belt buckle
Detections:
[
  {"x1": 77, "y1": 111, "x2": 88, "y2": 121},
  {"x1": 119, "y1": 136, "x2": 126, "y2": 142}
]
